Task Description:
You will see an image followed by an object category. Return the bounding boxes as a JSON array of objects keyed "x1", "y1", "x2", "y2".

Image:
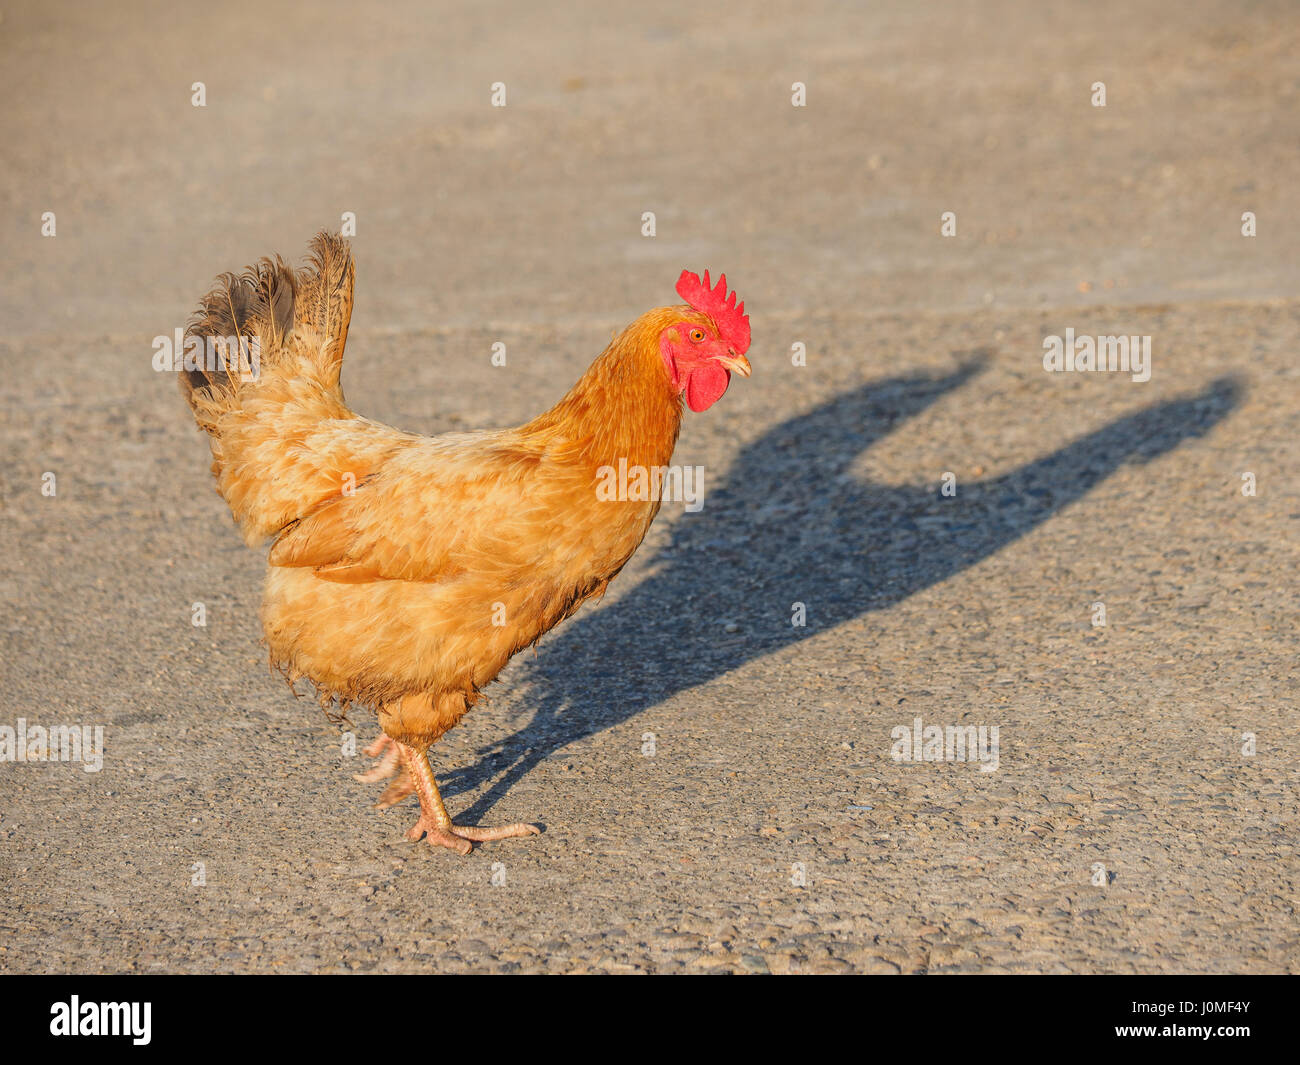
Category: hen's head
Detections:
[{"x1": 659, "y1": 269, "x2": 752, "y2": 412}]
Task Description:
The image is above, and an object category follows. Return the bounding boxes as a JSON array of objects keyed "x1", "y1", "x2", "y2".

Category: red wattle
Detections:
[{"x1": 684, "y1": 362, "x2": 731, "y2": 412}]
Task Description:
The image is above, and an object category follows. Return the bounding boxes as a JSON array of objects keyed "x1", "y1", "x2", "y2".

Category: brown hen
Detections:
[{"x1": 180, "y1": 232, "x2": 751, "y2": 852}]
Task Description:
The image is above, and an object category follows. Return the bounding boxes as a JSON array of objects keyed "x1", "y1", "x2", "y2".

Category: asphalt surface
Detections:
[{"x1": 1, "y1": 0, "x2": 1297, "y2": 973}]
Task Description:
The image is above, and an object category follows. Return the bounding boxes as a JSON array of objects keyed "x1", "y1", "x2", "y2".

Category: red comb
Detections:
[{"x1": 676, "y1": 269, "x2": 750, "y2": 354}]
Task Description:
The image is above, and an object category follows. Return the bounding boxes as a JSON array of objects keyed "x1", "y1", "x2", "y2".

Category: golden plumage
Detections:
[{"x1": 180, "y1": 234, "x2": 731, "y2": 851}]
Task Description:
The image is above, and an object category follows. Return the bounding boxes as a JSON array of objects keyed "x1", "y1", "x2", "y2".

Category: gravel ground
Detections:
[{"x1": 1, "y1": 0, "x2": 1297, "y2": 973}]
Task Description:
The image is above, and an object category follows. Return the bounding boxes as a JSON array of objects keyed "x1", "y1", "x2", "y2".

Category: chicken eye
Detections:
[{"x1": 688, "y1": 328, "x2": 706, "y2": 343}]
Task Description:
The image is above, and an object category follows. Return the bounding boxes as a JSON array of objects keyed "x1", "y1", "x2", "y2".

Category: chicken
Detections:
[{"x1": 179, "y1": 232, "x2": 752, "y2": 853}]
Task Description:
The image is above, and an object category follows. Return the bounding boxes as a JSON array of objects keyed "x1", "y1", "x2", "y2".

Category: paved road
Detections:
[{"x1": 1, "y1": 0, "x2": 1297, "y2": 972}]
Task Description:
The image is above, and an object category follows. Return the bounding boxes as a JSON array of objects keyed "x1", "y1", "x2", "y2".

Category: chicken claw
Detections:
[
  {"x1": 354, "y1": 733, "x2": 404, "y2": 784},
  {"x1": 374, "y1": 775, "x2": 417, "y2": 810},
  {"x1": 403, "y1": 815, "x2": 541, "y2": 855},
  {"x1": 354, "y1": 732, "x2": 417, "y2": 808},
  {"x1": 395, "y1": 740, "x2": 541, "y2": 854}
]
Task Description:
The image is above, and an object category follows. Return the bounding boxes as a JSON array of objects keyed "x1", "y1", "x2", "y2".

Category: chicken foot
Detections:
[
  {"x1": 361, "y1": 732, "x2": 540, "y2": 854},
  {"x1": 397, "y1": 741, "x2": 541, "y2": 854},
  {"x1": 354, "y1": 733, "x2": 416, "y2": 808}
]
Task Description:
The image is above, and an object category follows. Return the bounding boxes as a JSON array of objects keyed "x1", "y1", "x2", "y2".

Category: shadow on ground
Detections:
[{"x1": 444, "y1": 358, "x2": 1240, "y2": 820}]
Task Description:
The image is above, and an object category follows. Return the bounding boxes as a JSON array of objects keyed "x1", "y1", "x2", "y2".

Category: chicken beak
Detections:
[{"x1": 716, "y1": 352, "x2": 752, "y2": 378}]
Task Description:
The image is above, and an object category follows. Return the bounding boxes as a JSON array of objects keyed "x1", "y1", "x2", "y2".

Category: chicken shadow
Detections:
[{"x1": 442, "y1": 356, "x2": 1240, "y2": 820}]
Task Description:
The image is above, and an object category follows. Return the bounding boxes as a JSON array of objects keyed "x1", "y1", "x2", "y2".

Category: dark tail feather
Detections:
[{"x1": 180, "y1": 231, "x2": 354, "y2": 425}]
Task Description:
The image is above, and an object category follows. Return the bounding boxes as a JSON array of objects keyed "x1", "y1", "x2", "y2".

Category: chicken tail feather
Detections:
[
  {"x1": 179, "y1": 231, "x2": 354, "y2": 427},
  {"x1": 179, "y1": 231, "x2": 376, "y2": 544}
]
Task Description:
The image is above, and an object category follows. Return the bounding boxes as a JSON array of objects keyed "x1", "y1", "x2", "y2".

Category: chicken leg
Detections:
[
  {"x1": 354, "y1": 733, "x2": 415, "y2": 808},
  {"x1": 359, "y1": 733, "x2": 540, "y2": 854}
]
